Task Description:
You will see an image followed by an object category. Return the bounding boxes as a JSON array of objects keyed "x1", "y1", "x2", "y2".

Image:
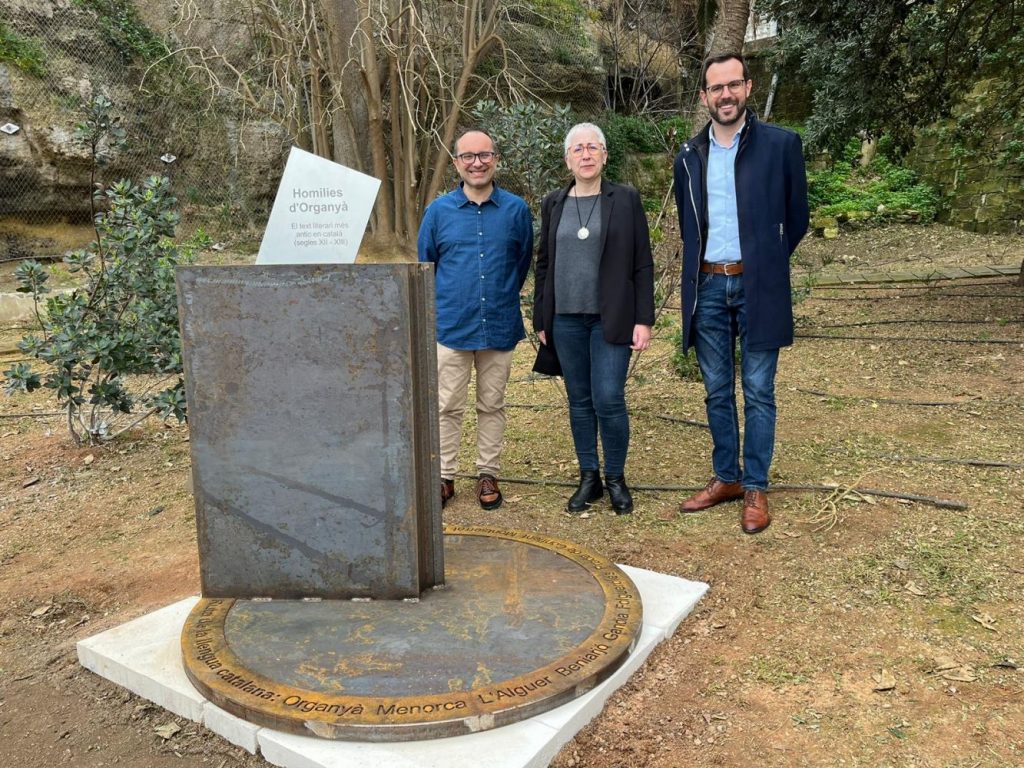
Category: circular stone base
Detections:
[{"x1": 181, "y1": 526, "x2": 642, "y2": 741}]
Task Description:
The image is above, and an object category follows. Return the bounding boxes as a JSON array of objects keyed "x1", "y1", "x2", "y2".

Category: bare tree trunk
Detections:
[
  {"x1": 389, "y1": 54, "x2": 406, "y2": 242},
  {"x1": 358, "y1": 2, "x2": 395, "y2": 237},
  {"x1": 691, "y1": 0, "x2": 752, "y2": 130},
  {"x1": 319, "y1": 0, "x2": 370, "y2": 173},
  {"x1": 708, "y1": 0, "x2": 751, "y2": 56}
]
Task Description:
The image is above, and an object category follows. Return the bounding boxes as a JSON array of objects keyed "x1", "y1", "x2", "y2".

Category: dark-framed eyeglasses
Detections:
[
  {"x1": 568, "y1": 143, "x2": 605, "y2": 157},
  {"x1": 456, "y1": 151, "x2": 496, "y2": 164},
  {"x1": 704, "y1": 79, "x2": 748, "y2": 97}
]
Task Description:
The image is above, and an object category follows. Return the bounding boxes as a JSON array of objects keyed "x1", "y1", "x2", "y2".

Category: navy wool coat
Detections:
[{"x1": 673, "y1": 111, "x2": 809, "y2": 352}]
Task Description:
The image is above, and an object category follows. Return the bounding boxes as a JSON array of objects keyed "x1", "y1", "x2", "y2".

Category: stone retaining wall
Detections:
[{"x1": 908, "y1": 79, "x2": 1023, "y2": 234}]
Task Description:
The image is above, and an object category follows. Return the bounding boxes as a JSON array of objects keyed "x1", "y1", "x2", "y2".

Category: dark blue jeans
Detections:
[
  {"x1": 693, "y1": 272, "x2": 780, "y2": 490},
  {"x1": 552, "y1": 314, "x2": 632, "y2": 476}
]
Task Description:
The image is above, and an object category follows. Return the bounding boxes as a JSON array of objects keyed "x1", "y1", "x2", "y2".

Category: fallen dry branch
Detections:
[
  {"x1": 771, "y1": 483, "x2": 967, "y2": 510},
  {"x1": 797, "y1": 474, "x2": 876, "y2": 532}
]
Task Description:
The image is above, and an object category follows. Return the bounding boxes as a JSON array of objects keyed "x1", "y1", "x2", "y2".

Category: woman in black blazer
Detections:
[{"x1": 532, "y1": 122, "x2": 655, "y2": 515}]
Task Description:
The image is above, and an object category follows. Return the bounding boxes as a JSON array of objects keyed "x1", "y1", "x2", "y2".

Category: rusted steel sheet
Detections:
[
  {"x1": 181, "y1": 526, "x2": 643, "y2": 741},
  {"x1": 176, "y1": 264, "x2": 443, "y2": 599}
]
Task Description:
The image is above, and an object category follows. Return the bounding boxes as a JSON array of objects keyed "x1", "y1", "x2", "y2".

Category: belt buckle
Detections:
[{"x1": 723, "y1": 262, "x2": 740, "y2": 275}]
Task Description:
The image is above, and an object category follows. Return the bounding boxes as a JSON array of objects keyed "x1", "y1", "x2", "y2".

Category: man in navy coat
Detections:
[{"x1": 673, "y1": 52, "x2": 809, "y2": 534}]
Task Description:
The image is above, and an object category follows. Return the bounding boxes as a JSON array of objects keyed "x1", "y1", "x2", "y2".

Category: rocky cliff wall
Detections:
[
  {"x1": 0, "y1": 0, "x2": 287, "y2": 235},
  {"x1": 1, "y1": 1, "x2": 610, "y2": 239}
]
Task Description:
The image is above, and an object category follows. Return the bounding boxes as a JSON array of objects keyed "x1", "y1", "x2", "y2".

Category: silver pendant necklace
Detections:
[{"x1": 574, "y1": 191, "x2": 599, "y2": 240}]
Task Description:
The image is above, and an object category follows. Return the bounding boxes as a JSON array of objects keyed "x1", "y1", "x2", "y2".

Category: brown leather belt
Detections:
[{"x1": 700, "y1": 261, "x2": 743, "y2": 275}]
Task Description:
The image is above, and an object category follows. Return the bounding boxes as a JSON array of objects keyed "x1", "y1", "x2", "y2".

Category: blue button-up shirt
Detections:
[
  {"x1": 705, "y1": 124, "x2": 744, "y2": 263},
  {"x1": 418, "y1": 184, "x2": 533, "y2": 351}
]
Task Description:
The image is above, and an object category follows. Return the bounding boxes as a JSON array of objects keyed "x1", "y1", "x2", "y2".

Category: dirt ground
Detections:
[{"x1": 1, "y1": 223, "x2": 1022, "y2": 767}]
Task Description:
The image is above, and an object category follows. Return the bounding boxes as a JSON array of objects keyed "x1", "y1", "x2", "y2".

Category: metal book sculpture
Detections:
[{"x1": 175, "y1": 263, "x2": 642, "y2": 741}]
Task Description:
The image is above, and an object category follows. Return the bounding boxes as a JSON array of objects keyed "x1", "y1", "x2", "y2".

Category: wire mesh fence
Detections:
[
  {"x1": 0, "y1": 2, "x2": 281, "y2": 243},
  {"x1": 0, "y1": 0, "x2": 700, "y2": 261}
]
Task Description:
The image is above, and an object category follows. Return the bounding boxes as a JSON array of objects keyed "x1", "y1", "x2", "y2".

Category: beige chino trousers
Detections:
[{"x1": 436, "y1": 344, "x2": 514, "y2": 480}]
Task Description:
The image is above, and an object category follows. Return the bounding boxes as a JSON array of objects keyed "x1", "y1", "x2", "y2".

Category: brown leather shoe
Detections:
[
  {"x1": 741, "y1": 490, "x2": 771, "y2": 534},
  {"x1": 476, "y1": 474, "x2": 503, "y2": 510},
  {"x1": 441, "y1": 478, "x2": 455, "y2": 508},
  {"x1": 680, "y1": 477, "x2": 744, "y2": 513}
]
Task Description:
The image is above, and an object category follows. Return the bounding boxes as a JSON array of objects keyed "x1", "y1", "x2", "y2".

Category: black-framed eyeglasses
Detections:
[
  {"x1": 568, "y1": 143, "x2": 605, "y2": 157},
  {"x1": 456, "y1": 151, "x2": 496, "y2": 164},
  {"x1": 704, "y1": 79, "x2": 748, "y2": 97}
]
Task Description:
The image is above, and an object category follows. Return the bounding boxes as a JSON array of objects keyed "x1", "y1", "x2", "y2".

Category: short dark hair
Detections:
[
  {"x1": 700, "y1": 53, "x2": 749, "y2": 89},
  {"x1": 453, "y1": 129, "x2": 498, "y2": 156}
]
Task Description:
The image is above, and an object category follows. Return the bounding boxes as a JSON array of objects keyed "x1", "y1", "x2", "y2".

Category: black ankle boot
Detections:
[
  {"x1": 604, "y1": 475, "x2": 633, "y2": 515},
  {"x1": 567, "y1": 470, "x2": 603, "y2": 513}
]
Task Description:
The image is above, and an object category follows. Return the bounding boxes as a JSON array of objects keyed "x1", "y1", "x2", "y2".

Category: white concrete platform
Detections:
[{"x1": 77, "y1": 566, "x2": 707, "y2": 768}]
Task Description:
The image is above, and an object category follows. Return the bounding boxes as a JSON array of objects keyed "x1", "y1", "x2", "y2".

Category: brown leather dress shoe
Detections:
[
  {"x1": 441, "y1": 478, "x2": 455, "y2": 508},
  {"x1": 741, "y1": 490, "x2": 771, "y2": 534},
  {"x1": 476, "y1": 474, "x2": 503, "y2": 510},
  {"x1": 680, "y1": 477, "x2": 744, "y2": 513}
]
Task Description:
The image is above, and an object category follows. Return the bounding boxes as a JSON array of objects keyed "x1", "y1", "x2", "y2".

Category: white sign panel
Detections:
[{"x1": 257, "y1": 147, "x2": 381, "y2": 265}]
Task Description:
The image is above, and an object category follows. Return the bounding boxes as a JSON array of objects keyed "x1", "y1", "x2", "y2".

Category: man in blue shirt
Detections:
[
  {"x1": 418, "y1": 130, "x2": 533, "y2": 511},
  {"x1": 674, "y1": 53, "x2": 809, "y2": 534}
]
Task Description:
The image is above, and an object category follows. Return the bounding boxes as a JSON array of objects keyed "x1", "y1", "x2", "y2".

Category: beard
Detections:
[{"x1": 709, "y1": 95, "x2": 747, "y2": 127}]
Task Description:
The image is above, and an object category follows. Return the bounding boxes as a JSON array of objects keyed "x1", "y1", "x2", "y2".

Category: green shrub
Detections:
[
  {"x1": 657, "y1": 116, "x2": 691, "y2": 147},
  {"x1": 669, "y1": 327, "x2": 750, "y2": 382},
  {"x1": 72, "y1": 0, "x2": 168, "y2": 62},
  {"x1": 642, "y1": 196, "x2": 662, "y2": 213},
  {"x1": 470, "y1": 100, "x2": 573, "y2": 214},
  {"x1": 1005, "y1": 138, "x2": 1024, "y2": 165},
  {"x1": 668, "y1": 327, "x2": 702, "y2": 382},
  {"x1": 808, "y1": 139, "x2": 939, "y2": 223},
  {"x1": 0, "y1": 23, "x2": 46, "y2": 76},
  {"x1": 3, "y1": 97, "x2": 194, "y2": 445},
  {"x1": 604, "y1": 113, "x2": 664, "y2": 153},
  {"x1": 601, "y1": 114, "x2": 659, "y2": 182},
  {"x1": 4, "y1": 177, "x2": 192, "y2": 445},
  {"x1": 874, "y1": 134, "x2": 898, "y2": 160}
]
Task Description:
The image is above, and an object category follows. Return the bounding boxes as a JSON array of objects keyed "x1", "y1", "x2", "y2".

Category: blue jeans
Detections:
[
  {"x1": 552, "y1": 314, "x2": 632, "y2": 476},
  {"x1": 693, "y1": 272, "x2": 779, "y2": 490}
]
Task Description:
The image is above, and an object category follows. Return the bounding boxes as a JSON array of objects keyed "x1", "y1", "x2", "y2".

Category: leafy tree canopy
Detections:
[{"x1": 762, "y1": 0, "x2": 1023, "y2": 155}]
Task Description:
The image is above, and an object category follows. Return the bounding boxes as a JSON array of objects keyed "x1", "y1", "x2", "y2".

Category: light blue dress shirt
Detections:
[{"x1": 704, "y1": 124, "x2": 744, "y2": 264}]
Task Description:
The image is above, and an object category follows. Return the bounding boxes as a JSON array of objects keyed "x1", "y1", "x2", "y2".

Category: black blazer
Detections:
[{"x1": 533, "y1": 179, "x2": 655, "y2": 352}]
